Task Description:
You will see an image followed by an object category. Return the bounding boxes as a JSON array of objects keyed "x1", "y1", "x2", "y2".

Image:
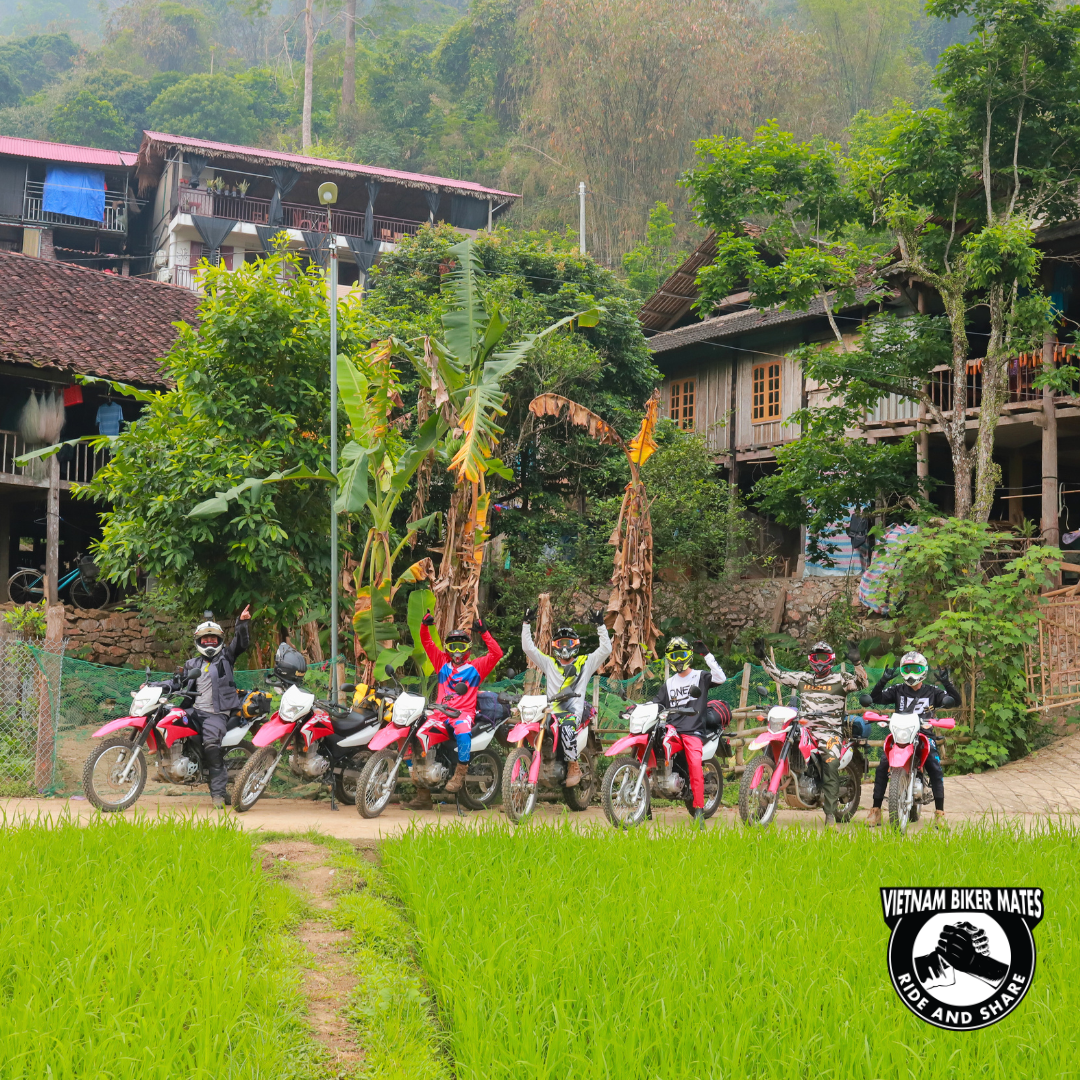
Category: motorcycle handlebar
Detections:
[
  {"x1": 439, "y1": 705, "x2": 462, "y2": 718},
  {"x1": 931, "y1": 717, "x2": 956, "y2": 729}
]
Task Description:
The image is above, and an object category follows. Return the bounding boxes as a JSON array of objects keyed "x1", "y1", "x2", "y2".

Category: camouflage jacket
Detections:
[{"x1": 760, "y1": 656, "x2": 868, "y2": 738}]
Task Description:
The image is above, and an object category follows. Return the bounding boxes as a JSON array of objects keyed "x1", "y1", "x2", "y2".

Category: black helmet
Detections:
[{"x1": 273, "y1": 642, "x2": 307, "y2": 685}]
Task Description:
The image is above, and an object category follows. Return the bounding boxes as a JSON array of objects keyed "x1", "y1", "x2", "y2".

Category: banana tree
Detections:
[
  {"x1": 386, "y1": 238, "x2": 601, "y2": 640},
  {"x1": 529, "y1": 389, "x2": 661, "y2": 678}
]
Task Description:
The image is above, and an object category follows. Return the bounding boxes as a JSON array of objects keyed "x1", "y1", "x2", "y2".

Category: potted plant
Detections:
[{"x1": 237, "y1": 180, "x2": 250, "y2": 198}]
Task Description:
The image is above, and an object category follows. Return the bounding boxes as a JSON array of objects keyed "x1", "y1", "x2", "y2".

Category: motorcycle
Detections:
[
  {"x1": 863, "y1": 709, "x2": 955, "y2": 832},
  {"x1": 600, "y1": 687, "x2": 730, "y2": 828},
  {"x1": 501, "y1": 689, "x2": 600, "y2": 823},
  {"x1": 355, "y1": 667, "x2": 509, "y2": 818},
  {"x1": 738, "y1": 695, "x2": 864, "y2": 827},
  {"x1": 231, "y1": 647, "x2": 384, "y2": 813},
  {"x1": 82, "y1": 683, "x2": 269, "y2": 811}
]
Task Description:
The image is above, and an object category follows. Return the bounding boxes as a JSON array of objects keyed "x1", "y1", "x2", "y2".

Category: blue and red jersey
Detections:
[{"x1": 420, "y1": 625, "x2": 503, "y2": 717}]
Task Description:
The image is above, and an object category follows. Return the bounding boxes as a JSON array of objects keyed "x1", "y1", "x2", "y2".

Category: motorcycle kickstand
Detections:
[{"x1": 328, "y1": 779, "x2": 338, "y2": 811}]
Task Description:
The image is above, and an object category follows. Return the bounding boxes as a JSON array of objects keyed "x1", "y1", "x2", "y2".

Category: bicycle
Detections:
[{"x1": 8, "y1": 553, "x2": 112, "y2": 610}]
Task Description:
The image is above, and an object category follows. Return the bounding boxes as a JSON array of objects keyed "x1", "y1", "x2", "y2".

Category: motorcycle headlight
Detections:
[{"x1": 889, "y1": 714, "x2": 920, "y2": 745}]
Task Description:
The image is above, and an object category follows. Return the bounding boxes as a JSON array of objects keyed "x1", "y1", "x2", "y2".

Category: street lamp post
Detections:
[{"x1": 328, "y1": 245, "x2": 339, "y2": 703}]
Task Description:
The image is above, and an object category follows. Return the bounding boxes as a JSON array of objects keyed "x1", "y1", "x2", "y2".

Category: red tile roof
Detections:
[
  {"x1": 0, "y1": 135, "x2": 139, "y2": 169},
  {"x1": 138, "y1": 130, "x2": 520, "y2": 199},
  {"x1": 0, "y1": 252, "x2": 197, "y2": 387}
]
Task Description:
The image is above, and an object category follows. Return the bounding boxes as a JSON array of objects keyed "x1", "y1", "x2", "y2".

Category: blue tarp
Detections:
[{"x1": 42, "y1": 166, "x2": 106, "y2": 222}]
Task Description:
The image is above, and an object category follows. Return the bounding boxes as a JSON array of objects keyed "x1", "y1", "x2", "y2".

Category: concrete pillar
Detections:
[
  {"x1": 1041, "y1": 333, "x2": 1060, "y2": 548},
  {"x1": 45, "y1": 457, "x2": 59, "y2": 605},
  {"x1": 1008, "y1": 450, "x2": 1025, "y2": 528}
]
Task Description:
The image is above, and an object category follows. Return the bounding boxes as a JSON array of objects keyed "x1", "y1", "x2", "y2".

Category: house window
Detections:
[
  {"x1": 669, "y1": 378, "x2": 695, "y2": 430},
  {"x1": 752, "y1": 363, "x2": 782, "y2": 422}
]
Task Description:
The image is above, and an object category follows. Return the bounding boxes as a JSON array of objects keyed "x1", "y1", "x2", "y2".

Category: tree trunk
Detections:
[
  {"x1": 302, "y1": 0, "x2": 314, "y2": 149},
  {"x1": 1041, "y1": 331, "x2": 1060, "y2": 550},
  {"x1": 971, "y1": 282, "x2": 1008, "y2": 522},
  {"x1": 941, "y1": 287, "x2": 976, "y2": 518},
  {"x1": 432, "y1": 482, "x2": 487, "y2": 639},
  {"x1": 342, "y1": 0, "x2": 356, "y2": 107}
]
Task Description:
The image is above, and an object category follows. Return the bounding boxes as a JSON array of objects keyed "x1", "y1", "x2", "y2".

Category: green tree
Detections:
[
  {"x1": 146, "y1": 73, "x2": 257, "y2": 143},
  {"x1": 78, "y1": 69, "x2": 154, "y2": 132},
  {"x1": 104, "y1": 0, "x2": 207, "y2": 73},
  {"x1": 79, "y1": 250, "x2": 368, "y2": 630},
  {"x1": 0, "y1": 33, "x2": 79, "y2": 98},
  {"x1": 621, "y1": 202, "x2": 687, "y2": 298},
  {"x1": 0, "y1": 62, "x2": 19, "y2": 108},
  {"x1": 682, "y1": 0, "x2": 1080, "y2": 521},
  {"x1": 49, "y1": 91, "x2": 134, "y2": 150}
]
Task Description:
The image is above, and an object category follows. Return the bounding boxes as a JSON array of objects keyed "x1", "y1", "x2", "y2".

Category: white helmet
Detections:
[
  {"x1": 899, "y1": 651, "x2": 928, "y2": 687},
  {"x1": 194, "y1": 619, "x2": 224, "y2": 660}
]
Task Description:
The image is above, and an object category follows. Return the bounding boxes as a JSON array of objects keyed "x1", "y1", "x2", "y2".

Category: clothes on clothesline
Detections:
[
  {"x1": 18, "y1": 392, "x2": 65, "y2": 444},
  {"x1": 96, "y1": 400, "x2": 124, "y2": 436}
]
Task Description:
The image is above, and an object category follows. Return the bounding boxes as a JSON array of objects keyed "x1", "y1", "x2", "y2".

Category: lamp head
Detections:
[{"x1": 318, "y1": 182, "x2": 338, "y2": 205}]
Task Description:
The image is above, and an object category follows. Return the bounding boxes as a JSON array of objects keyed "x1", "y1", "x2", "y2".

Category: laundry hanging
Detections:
[{"x1": 18, "y1": 391, "x2": 65, "y2": 444}]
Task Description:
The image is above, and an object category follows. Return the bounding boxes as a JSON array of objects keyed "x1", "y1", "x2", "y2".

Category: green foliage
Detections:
[
  {"x1": 885, "y1": 520, "x2": 1060, "y2": 767},
  {"x1": 620, "y1": 202, "x2": 687, "y2": 298},
  {"x1": 2, "y1": 601, "x2": 46, "y2": 638},
  {"x1": 79, "y1": 249, "x2": 369, "y2": 629},
  {"x1": 49, "y1": 90, "x2": 133, "y2": 149},
  {"x1": 385, "y1": 821, "x2": 1080, "y2": 1078},
  {"x1": 145, "y1": 72, "x2": 257, "y2": 143},
  {"x1": 0, "y1": 32, "x2": 79, "y2": 100}
]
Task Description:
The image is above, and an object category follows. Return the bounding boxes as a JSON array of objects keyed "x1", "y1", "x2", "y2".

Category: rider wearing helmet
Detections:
[
  {"x1": 521, "y1": 608, "x2": 611, "y2": 788},
  {"x1": 165, "y1": 605, "x2": 252, "y2": 807},
  {"x1": 865, "y1": 651, "x2": 959, "y2": 829},
  {"x1": 756, "y1": 638, "x2": 868, "y2": 829},
  {"x1": 413, "y1": 614, "x2": 503, "y2": 803},
  {"x1": 652, "y1": 636, "x2": 727, "y2": 827}
]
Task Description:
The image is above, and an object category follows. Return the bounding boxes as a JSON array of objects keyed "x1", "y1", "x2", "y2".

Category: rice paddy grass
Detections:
[
  {"x1": 384, "y1": 819, "x2": 1080, "y2": 1080},
  {"x1": 0, "y1": 814, "x2": 316, "y2": 1080}
]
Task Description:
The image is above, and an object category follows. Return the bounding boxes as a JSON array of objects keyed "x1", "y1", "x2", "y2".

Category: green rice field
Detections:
[
  {"x1": 384, "y1": 821, "x2": 1080, "y2": 1080},
  {"x1": 0, "y1": 816, "x2": 313, "y2": 1080}
]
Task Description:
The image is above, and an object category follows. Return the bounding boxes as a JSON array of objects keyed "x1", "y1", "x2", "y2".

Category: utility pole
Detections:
[
  {"x1": 578, "y1": 182, "x2": 586, "y2": 255},
  {"x1": 328, "y1": 247, "x2": 339, "y2": 701}
]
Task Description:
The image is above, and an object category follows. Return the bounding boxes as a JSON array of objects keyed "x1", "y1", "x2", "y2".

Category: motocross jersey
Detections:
[
  {"x1": 870, "y1": 676, "x2": 960, "y2": 721},
  {"x1": 520, "y1": 621, "x2": 611, "y2": 722},
  {"x1": 760, "y1": 655, "x2": 868, "y2": 739},
  {"x1": 420, "y1": 625, "x2": 503, "y2": 718},
  {"x1": 653, "y1": 654, "x2": 727, "y2": 738}
]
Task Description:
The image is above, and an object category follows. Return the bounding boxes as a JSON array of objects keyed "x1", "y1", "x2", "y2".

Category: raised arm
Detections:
[
  {"x1": 225, "y1": 606, "x2": 251, "y2": 663},
  {"x1": 760, "y1": 653, "x2": 804, "y2": 689},
  {"x1": 472, "y1": 618, "x2": 504, "y2": 681},
  {"x1": 521, "y1": 618, "x2": 552, "y2": 674},
  {"x1": 703, "y1": 652, "x2": 726, "y2": 685},
  {"x1": 577, "y1": 611, "x2": 612, "y2": 684},
  {"x1": 419, "y1": 619, "x2": 447, "y2": 670}
]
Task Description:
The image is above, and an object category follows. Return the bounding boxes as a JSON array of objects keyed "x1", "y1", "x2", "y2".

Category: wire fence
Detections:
[{"x1": 2, "y1": 649, "x2": 964, "y2": 797}]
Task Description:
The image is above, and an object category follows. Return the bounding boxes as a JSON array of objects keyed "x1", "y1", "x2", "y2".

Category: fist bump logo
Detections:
[{"x1": 881, "y1": 887, "x2": 1043, "y2": 1031}]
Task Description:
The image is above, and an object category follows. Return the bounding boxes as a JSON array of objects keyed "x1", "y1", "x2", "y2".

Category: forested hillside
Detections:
[{"x1": 0, "y1": 0, "x2": 969, "y2": 266}]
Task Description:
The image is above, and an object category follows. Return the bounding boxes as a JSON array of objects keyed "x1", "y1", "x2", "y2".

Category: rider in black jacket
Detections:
[
  {"x1": 166, "y1": 606, "x2": 251, "y2": 807},
  {"x1": 865, "y1": 651, "x2": 959, "y2": 829}
]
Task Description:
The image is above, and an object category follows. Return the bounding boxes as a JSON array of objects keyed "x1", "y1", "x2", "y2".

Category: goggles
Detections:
[
  {"x1": 553, "y1": 637, "x2": 579, "y2": 650},
  {"x1": 445, "y1": 640, "x2": 470, "y2": 655},
  {"x1": 666, "y1": 649, "x2": 692, "y2": 664},
  {"x1": 900, "y1": 663, "x2": 925, "y2": 674},
  {"x1": 810, "y1": 652, "x2": 832, "y2": 664}
]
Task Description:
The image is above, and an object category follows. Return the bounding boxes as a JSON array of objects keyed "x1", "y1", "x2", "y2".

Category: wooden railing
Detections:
[
  {"x1": 170, "y1": 186, "x2": 425, "y2": 241},
  {"x1": 0, "y1": 431, "x2": 109, "y2": 485}
]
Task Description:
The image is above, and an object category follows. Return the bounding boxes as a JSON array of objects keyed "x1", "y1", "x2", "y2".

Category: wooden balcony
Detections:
[
  {"x1": 170, "y1": 186, "x2": 425, "y2": 242},
  {"x1": 22, "y1": 181, "x2": 133, "y2": 234},
  {"x1": 0, "y1": 431, "x2": 109, "y2": 491}
]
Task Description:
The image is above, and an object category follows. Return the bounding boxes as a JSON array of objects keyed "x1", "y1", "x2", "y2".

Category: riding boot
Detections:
[
  {"x1": 564, "y1": 761, "x2": 582, "y2": 788},
  {"x1": 445, "y1": 762, "x2": 469, "y2": 793},
  {"x1": 204, "y1": 744, "x2": 228, "y2": 805},
  {"x1": 865, "y1": 807, "x2": 883, "y2": 828},
  {"x1": 932, "y1": 809, "x2": 948, "y2": 830},
  {"x1": 824, "y1": 814, "x2": 837, "y2": 831},
  {"x1": 691, "y1": 808, "x2": 705, "y2": 831},
  {"x1": 406, "y1": 786, "x2": 434, "y2": 810}
]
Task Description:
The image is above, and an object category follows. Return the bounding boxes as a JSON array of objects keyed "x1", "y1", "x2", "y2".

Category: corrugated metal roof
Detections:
[
  {"x1": 138, "y1": 131, "x2": 521, "y2": 200},
  {"x1": 0, "y1": 135, "x2": 138, "y2": 169}
]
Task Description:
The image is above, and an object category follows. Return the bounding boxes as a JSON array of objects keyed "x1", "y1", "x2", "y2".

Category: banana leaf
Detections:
[{"x1": 352, "y1": 582, "x2": 398, "y2": 663}]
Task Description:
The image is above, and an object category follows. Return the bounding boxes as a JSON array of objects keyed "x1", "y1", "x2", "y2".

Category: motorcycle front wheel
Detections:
[
  {"x1": 356, "y1": 749, "x2": 399, "y2": 819},
  {"x1": 686, "y1": 758, "x2": 724, "y2": 819},
  {"x1": 601, "y1": 755, "x2": 651, "y2": 829},
  {"x1": 221, "y1": 743, "x2": 253, "y2": 806},
  {"x1": 501, "y1": 747, "x2": 538, "y2": 823},
  {"x1": 82, "y1": 737, "x2": 147, "y2": 811},
  {"x1": 334, "y1": 751, "x2": 371, "y2": 806},
  {"x1": 738, "y1": 753, "x2": 779, "y2": 827},
  {"x1": 887, "y1": 766, "x2": 916, "y2": 832},
  {"x1": 458, "y1": 747, "x2": 503, "y2": 810},
  {"x1": 231, "y1": 747, "x2": 277, "y2": 813},
  {"x1": 836, "y1": 755, "x2": 864, "y2": 823},
  {"x1": 563, "y1": 745, "x2": 598, "y2": 811}
]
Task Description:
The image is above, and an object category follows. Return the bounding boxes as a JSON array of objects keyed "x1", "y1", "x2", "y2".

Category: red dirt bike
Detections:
[
  {"x1": 82, "y1": 683, "x2": 269, "y2": 811},
  {"x1": 230, "y1": 677, "x2": 384, "y2": 813},
  {"x1": 863, "y1": 709, "x2": 955, "y2": 832},
  {"x1": 738, "y1": 696, "x2": 864, "y2": 827},
  {"x1": 600, "y1": 688, "x2": 730, "y2": 828},
  {"x1": 501, "y1": 689, "x2": 599, "y2": 823},
  {"x1": 355, "y1": 667, "x2": 508, "y2": 818}
]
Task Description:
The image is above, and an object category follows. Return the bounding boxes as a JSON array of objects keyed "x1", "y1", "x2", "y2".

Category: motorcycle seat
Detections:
[{"x1": 332, "y1": 709, "x2": 377, "y2": 735}]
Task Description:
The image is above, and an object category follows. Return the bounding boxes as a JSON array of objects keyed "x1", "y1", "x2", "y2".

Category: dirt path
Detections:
[{"x1": 9, "y1": 729, "x2": 1080, "y2": 834}]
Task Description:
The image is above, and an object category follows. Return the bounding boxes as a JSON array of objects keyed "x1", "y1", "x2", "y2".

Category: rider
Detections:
[
  {"x1": 520, "y1": 608, "x2": 611, "y2": 788},
  {"x1": 653, "y1": 636, "x2": 727, "y2": 827},
  {"x1": 756, "y1": 638, "x2": 868, "y2": 829},
  {"x1": 865, "y1": 651, "x2": 959, "y2": 829},
  {"x1": 411, "y1": 614, "x2": 503, "y2": 803},
  {"x1": 167, "y1": 606, "x2": 252, "y2": 808}
]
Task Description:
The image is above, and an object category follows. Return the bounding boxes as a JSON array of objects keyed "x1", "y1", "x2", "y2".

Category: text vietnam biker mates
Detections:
[{"x1": 880, "y1": 887, "x2": 1043, "y2": 1031}]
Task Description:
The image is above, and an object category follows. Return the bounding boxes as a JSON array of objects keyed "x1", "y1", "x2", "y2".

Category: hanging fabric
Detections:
[
  {"x1": 363, "y1": 180, "x2": 382, "y2": 242},
  {"x1": 255, "y1": 224, "x2": 287, "y2": 253},
  {"x1": 191, "y1": 215, "x2": 238, "y2": 265},
  {"x1": 18, "y1": 393, "x2": 40, "y2": 443},
  {"x1": 345, "y1": 235, "x2": 379, "y2": 278},
  {"x1": 41, "y1": 392, "x2": 64, "y2": 443},
  {"x1": 185, "y1": 154, "x2": 207, "y2": 187},
  {"x1": 424, "y1": 189, "x2": 440, "y2": 222},
  {"x1": 302, "y1": 230, "x2": 333, "y2": 268},
  {"x1": 450, "y1": 194, "x2": 488, "y2": 229},
  {"x1": 43, "y1": 167, "x2": 106, "y2": 222},
  {"x1": 269, "y1": 166, "x2": 300, "y2": 227}
]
